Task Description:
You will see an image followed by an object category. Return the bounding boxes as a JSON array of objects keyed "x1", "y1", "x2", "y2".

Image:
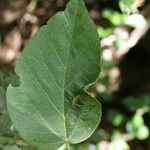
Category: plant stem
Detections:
[{"x1": 66, "y1": 142, "x2": 71, "y2": 150}]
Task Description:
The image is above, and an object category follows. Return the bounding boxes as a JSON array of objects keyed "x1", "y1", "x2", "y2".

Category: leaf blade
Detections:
[{"x1": 7, "y1": 0, "x2": 101, "y2": 149}]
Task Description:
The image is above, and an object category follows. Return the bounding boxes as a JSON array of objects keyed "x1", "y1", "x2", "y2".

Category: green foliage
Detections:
[
  {"x1": 97, "y1": 26, "x2": 114, "y2": 39},
  {"x1": 0, "y1": 67, "x2": 34, "y2": 150},
  {"x1": 102, "y1": 9, "x2": 128, "y2": 26},
  {"x1": 0, "y1": 0, "x2": 149, "y2": 149},
  {"x1": 6, "y1": 0, "x2": 101, "y2": 149},
  {"x1": 126, "y1": 113, "x2": 149, "y2": 140},
  {"x1": 107, "y1": 109, "x2": 125, "y2": 127},
  {"x1": 119, "y1": 0, "x2": 136, "y2": 14},
  {"x1": 0, "y1": 67, "x2": 13, "y2": 136},
  {"x1": 123, "y1": 94, "x2": 150, "y2": 112}
]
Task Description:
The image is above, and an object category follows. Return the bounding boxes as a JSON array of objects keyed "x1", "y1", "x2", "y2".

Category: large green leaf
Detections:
[{"x1": 6, "y1": 0, "x2": 101, "y2": 149}]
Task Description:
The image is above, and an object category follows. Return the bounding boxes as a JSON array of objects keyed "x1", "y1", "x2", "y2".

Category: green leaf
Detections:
[
  {"x1": 136, "y1": 125, "x2": 149, "y2": 140},
  {"x1": 119, "y1": 0, "x2": 136, "y2": 14},
  {"x1": 3, "y1": 145, "x2": 21, "y2": 150},
  {"x1": 123, "y1": 94, "x2": 150, "y2": 111},
  {"x1": 97, "y1": 26, "x2": 114, "y2": 38},
  {"x1": 126, "y1": 114, "x2": 149, "y2": 140},
  {"x1": 107, "y1": 109, "x2": 125, "y2": 127},
  {"x1": 0, "y1": 66, "x2": 14, "y2": 135},
  {"x1": 102, "y1": 9, "x2": 127, "y2": 26},
  {"x1": 6, "y1": 0, "x2": 101, "y2": 149}
]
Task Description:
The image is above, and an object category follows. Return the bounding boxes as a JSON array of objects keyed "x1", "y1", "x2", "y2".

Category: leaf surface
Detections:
[
  {"x1": 7, "y1": 0, "x2": 101, "y2": 149},
  {"x1": 0, "y1": 67, "x2": 13, "y2": 135}
]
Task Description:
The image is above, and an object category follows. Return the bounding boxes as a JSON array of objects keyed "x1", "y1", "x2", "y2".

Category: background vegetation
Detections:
[{"x1": 0, "y1": 0, "x2": 150, "y2": 150}]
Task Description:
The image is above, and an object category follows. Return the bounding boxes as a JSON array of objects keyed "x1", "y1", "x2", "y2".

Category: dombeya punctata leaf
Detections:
[{"x1": 6, "y1": 0, "x2": 101, "y2": 149}]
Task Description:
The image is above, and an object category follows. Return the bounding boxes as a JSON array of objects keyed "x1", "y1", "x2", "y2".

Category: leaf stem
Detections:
[{"x1": 66, "y1": 142, "x2": 71, "y2": 150}]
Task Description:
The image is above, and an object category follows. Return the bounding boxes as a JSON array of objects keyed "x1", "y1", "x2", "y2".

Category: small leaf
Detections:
[
  {"x1": 136, "y1": 125, "x2": 149, "y2": 140},
  {"x1": 97, "y1": 26, "x2": 114, "y2": 38},
  {"x1": 119, "y1": 0, "x2": 136, "y2": 14},
  {"x1": 126, "y1": 114, "x2": 149, "y2": 140},
  {"x1": 102, "y1": 9, "x2": 127, "y2": 26},
  {"x1": 7, "y1": 0, "x2": 101, "y2": 149}
]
